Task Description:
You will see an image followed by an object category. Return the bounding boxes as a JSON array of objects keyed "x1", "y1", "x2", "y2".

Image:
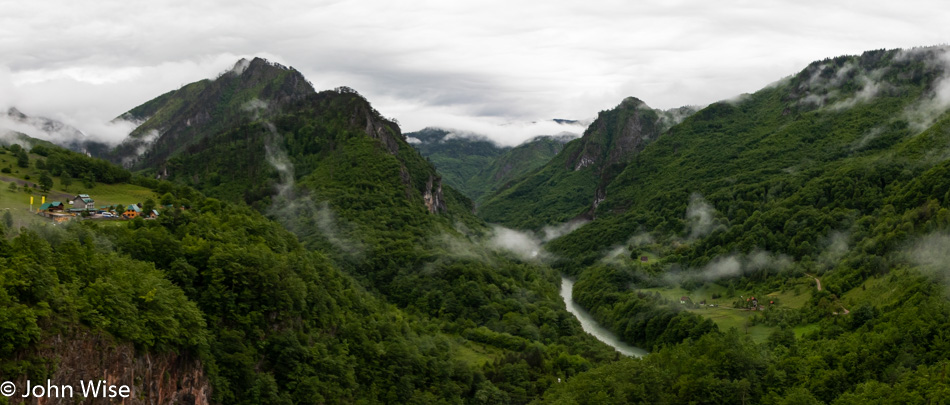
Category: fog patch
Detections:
[
  {"x1": 406, "y1": 136, "x2": 422, "y2": 144},
  {"x1": 829, "y1": 76, "x2": 890, "y2": 111},
  {"x1": 487, "y1": 226, "x2": 546, "y2": 261},
  {"x1": 541, "y1": 219, "x2": 589, "y2": 242},
  {"x1": 796, "y1": 60, "x2": 890, "y2": 111},
  {"x1": 818, "y1": 231, "x2": 850, "y2": 269},
  {"x1": 403, "y1": 117, "x2": 587, "y2": 148},
  {"x1": 662, "y1": 250, "x2": 793, "y2": 285},
  {"x1": 901, "y1": 48, "x2": 950, "y2": 132},
  {"x1": 600, "y1": 231, "x2": 654, "y2": 267},
  {"x1": 229, "y1": 58, "x2": 251, "y2": 76},
  {"x1": 262, "y1": 120, "x2": 364, "y2": 258},
  {"x1": 0, "y1": 107, "x2": 137, "y2": 147},
  {"x1": 904, "y1": 232, "x2": 950, "y2": 286},
  {"x1": 686, "y1": 193, "x2": 720, "y2": 239},
  {"x1": 242, "y1": 98, "x2": 269, "y2": 118},
  {"x1": 850, "y1": 126, "x2": 885, "y2": 151}
]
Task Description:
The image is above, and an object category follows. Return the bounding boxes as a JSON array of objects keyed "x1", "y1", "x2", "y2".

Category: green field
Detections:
[
  {"x1": 0, "y1": 148, "x2": 155, "y2": 228},
  {"x1": 638, "y1": 279, "x2": 814, "y2": 343}
]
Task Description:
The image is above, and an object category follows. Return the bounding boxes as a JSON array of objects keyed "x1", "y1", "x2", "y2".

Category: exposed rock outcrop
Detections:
[
  {"x1": 5, "y1": 329, "x2": 208, "y2": 405},
  {"x1": 423, "y1": 175, "x2": 446, "y2": 214}
]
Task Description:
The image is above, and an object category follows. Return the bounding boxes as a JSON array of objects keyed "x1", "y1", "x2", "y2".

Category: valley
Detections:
[{"x1": 3, "y1": 45, "x2": 950, "y2": 403}]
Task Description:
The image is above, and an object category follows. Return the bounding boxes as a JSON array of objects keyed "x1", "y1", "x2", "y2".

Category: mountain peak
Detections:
[
  {"x1": 111, "y1": 57, "x2": 315, "y2": 168},
  {"x1": 620, "y1": 96, "x2": 648, "y2": 109}
]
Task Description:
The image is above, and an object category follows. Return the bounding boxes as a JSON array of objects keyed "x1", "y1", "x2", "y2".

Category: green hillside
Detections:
[
  {"x1": 8, "y1": 45, "x2": 950, "y2": 404},
  {"x1": 407, "y1": 128, "x2": 572, "y2": 204},
  {"x1": 97, "y1": 70, "x2": 632, "y2": 402},
  {"x1": 479, "y1": 99, "x2": 696, "y2": 228},
  {"x1": 109, "y1": 57, "x2": 315, "y2": 169},
  {"x1": 531, "y1": 46, "x2": 950, "y2": 403},
  {"x1": 407, "y1": 127, "x2": 508, "y2": 200}
]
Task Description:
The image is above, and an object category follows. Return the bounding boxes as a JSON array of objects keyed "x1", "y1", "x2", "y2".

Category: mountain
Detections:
[
  {"x1": 103, "y1": 61, "x2": 624, "y2": 402},
  {"x1": 1, "y1": 107, "x2": 112, "y2": 156},
  {"x1": 535, "y1": 46, "x2": 950, "y2": 403},
  {"x1": 110, "y1": 57, "x2": 315, "y2": 168},
  {"x1": 478, "y1": 98, "x2": 696, "y2": 228},
  {"x1": 471, "y1": 134, "x2": 574, "y2": 201},
  {"x1": 406, "y1": 127, "x2": 508, "y2": 200},
  {"x1": 407, "y1": 127, "x2": 574, "y2": 203}
]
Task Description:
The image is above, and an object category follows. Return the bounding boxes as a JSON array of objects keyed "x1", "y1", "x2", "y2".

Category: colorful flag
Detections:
[
  {"x1": 30, "y1": 196, "x2": 33, "y2": 205},
  {"x1": 41, "y1": 196, "x2": 45, "y2": 204}
]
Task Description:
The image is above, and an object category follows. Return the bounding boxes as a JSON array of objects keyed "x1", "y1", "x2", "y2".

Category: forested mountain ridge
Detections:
[
  {"x1": 407, "y1": 127, "x2": 573, "y2": 204},
  {"x1": 533, "y1": 46, "x2": 950, "y2": 403},
  {"x1": 478, "y1": 98, "x2": 696, "y2": 228},
  {"x1": 74, "y1": 64, "x2": 631, "y2": 402},
  {"x1": 109, "y1": 57, "x2": 315, "y2": 169}
]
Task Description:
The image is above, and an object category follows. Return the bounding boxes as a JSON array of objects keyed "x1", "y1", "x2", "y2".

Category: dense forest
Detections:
[{"x1": 5, "y1": 46, "x2": 950, "y2": 403}]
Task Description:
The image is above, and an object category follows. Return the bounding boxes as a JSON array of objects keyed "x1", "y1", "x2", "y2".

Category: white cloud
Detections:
[{"x1": 1, "y1": 1, "x2": 950, "y2": 145}]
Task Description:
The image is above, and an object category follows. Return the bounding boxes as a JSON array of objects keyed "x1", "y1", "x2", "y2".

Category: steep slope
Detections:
[
  {"x1": 408, "y1": 127, "x2": 573, "y2": 203},
  {"x1": 111, "y1": 57, "x2": 314, "y2": 168},
  {"x1": 406, "y1": 127, "x2": 508, "y2": 200},
  {"x1": 125, "y1": 66, "x2": 620, "y2": 402},
  {"x1": 479, "y1": 99, "x2": 695, "y2": 228},
  {"x1": 468, "y1": 134, "x2": 573, "y2": 203},
  {"x1": 537, "y1": 46, "x2": 950, "y2": 403}
]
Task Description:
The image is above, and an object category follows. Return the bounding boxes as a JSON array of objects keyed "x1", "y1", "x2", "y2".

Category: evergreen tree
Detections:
[
  {"x1": 38, "y1": 171, "x2": 52, "y2": 193},
  {"x1": 82, "y1": 171, "x2": 95, "y2": 188},
  {"x1": 61, "y1": 172, "x2": 72, "y2": 192},
  {"x1": 16, "y1": 150, "x2": 28, "y2": 168}
]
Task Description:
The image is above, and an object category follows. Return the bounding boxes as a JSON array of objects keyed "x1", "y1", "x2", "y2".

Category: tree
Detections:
[
  {"x1": 38, "y1": 172, "x2": 53, "y2": 193},
  {"x1": 142, "y1": 198, "x2": 156, "y2": 215},
  {"x1": 160, "y1": 192, "x2": 176, "y2": 206},
  {"x1": 16, "y1": 150, "x2": 28, "y2": 168},
  {"x1": 115, "y1": 204, "x2": 125, "y2": 214},
  {"x1": 2, "y1": 211, "x2": 11, "y2": 229},
  {"x1": 61, "y1": 172, "x2": 72, "y2": 192},
  {"x1": 7, "y1": 182, "x2": 15, "y2": 193},
  {"x1": 82, "y1": 172, "x2": 96, "y2": 189}
]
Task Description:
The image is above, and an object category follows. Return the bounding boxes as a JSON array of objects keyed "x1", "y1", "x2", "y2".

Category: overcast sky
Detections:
[{"x1": 2, "y1": 0, "x2": 949, "y2": 145}]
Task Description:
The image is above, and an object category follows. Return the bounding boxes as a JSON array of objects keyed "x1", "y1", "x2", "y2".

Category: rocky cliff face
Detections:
[
  {"x1": 6, "y1": 329, "x2": 208, "y2": 405},
  {"x1": 423, "y1": 175, "x2": 446, "y2": 214},
  {"x1": 566, "y1": 97, "x2": 660, "y2": 172}
]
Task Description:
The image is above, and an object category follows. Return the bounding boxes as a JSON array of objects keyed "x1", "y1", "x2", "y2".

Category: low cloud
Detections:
[
  {"x1": 661, "y1": 250, "x2": 793, "y2": 285},
  {"x1": 905, "y1": 232, "x2": 950, "y2": 284},
  {"x1": 541, "y1": 219, "x2": 589, "y2": 242},
  {"x1": 686, "y1": 193, "x2": 720, "y2": 239},
  {"x1": 262, "y1": 120, "x2": 364, "y2": 258},
  {"x1": 487, "y1": 226, "x2": 546, "y2": 261},
  {"x1": 0, "y1": 107, "x2": 138, "y2": 147},
  {"x1": 901, "y1": 48, "x2": 950, "y2": 132},
  {"x1": 797, "y1": 60, "x2": 891, "y2": 111}
]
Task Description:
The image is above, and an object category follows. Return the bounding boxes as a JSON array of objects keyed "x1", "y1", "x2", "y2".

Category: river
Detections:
[{"x1": 560, "y1": 277, "x2": 648, "y2": 357}]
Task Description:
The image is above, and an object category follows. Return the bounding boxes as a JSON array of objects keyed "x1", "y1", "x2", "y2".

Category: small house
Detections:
[
  {"x1": 640, "y1": 256, "x2": 649, "y2": 262},
  {"x1": 679, "y1": 296, "x2": 689, "y2": 305},
  {"x1": 39, "y1": 201, "x2": 65, "y2": 213},
  {"x1": 123, "y1": 204, "x2": 142, "y2": 219},
  {"x1": 71, "y1": 194, "x2": 95, "y2": 210}
]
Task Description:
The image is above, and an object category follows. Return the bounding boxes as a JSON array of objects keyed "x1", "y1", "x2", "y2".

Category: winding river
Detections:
[{"x1": 560, "y1": 277, "x2": 648, "y2": 357}]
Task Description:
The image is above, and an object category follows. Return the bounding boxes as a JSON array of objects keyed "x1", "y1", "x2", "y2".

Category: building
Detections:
[
  {"x1": 123, "y1": 204, "x2": 142, "y2": 219},
  {"x1": 39, "y1": 201, "x2": 65, "y2": 213},
  {"x1": 71, "y1": 194, "x2": 95, "y2": 210}
]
